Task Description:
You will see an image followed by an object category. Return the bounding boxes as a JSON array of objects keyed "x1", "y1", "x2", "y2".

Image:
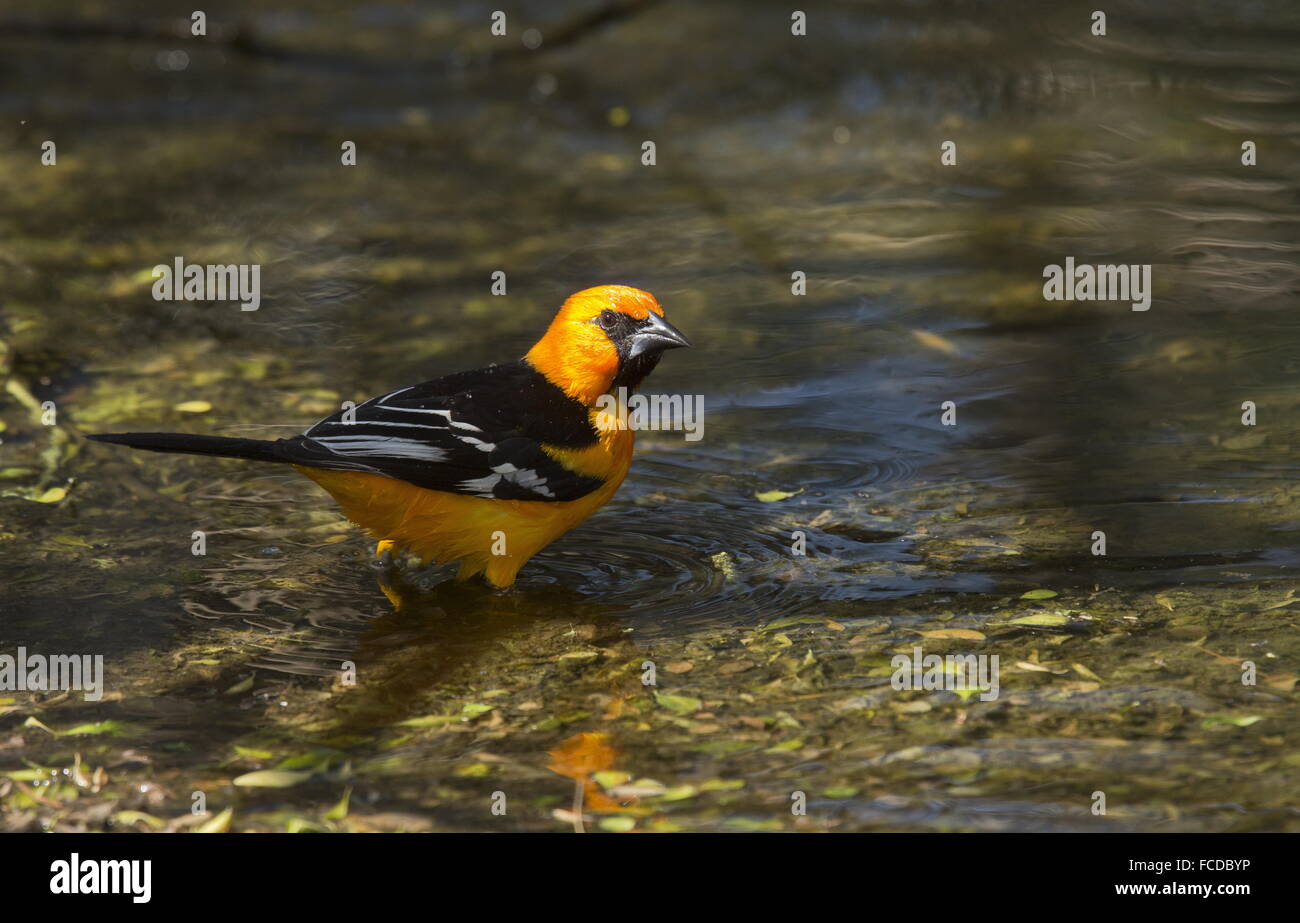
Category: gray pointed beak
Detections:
[{"x1": 628, "y1": 312, "x2": 692, "y2": 358}]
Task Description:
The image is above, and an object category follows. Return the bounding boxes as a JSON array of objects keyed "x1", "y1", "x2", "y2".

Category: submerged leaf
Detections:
[
  {"x1": 547, "y1": 733, "x2": 617, "y2": 781},
  {"x1": 1201, "y1": 715, "x2": 1265, "y2": 729},
  {"x1": 232, "y1": 769, "x2": 314, "y2": 788},
  {"x1": 915, "y1": 629, "x2": 985, "y2": 640},
  {"x1": 113, "y1": 810, "x2": 165, "y2": 830},
  {"x1": 33, "y1": 487, "x2": 67, "y2": 504},
  {"x1": 598, "y1": 815, "x2": 637, "y2": 832},
  {"x1": 325, "y1": 787, "x2": 352, "y2": 821},
  {"x1": 1008, "y1": 612, "x2": 1069, "y2": 627},
  {"x1": 654, "y1": 693, "x2": 702, "y2": 715},
  {"x1": 223, "y1": 676, "x2": 254, "y2": 695},
  {"x1": 59, "y1": 720, "x2": 128, "y2": 737},
  {"x1": 755, "y1": 487, "x2": 804, "y2": 502},
  {"x1": 196, "y1": 807, "x2": 233, "y2": 833}
]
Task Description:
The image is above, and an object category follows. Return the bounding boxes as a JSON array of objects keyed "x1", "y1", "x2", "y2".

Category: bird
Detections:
[{"x1": 88, "y1": 285, "x2": 690, "y2": 588}]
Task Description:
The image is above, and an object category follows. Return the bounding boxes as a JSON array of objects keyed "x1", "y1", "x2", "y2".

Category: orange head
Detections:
[{"x1": 524, "y1": 285, "x2": 690, "y2": 405}]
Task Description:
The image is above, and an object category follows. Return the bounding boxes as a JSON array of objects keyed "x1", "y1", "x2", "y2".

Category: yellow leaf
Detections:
[
  {"x1": 911, "y1": 329, "x2": 960, "y2": 356},
  {"x1": 915, "y1": 629, "x2": 985, "y2": 641},
  {"x1": 592, "y1": 771, "x2": 632, "y2": 789},
  {"x1": 113, "y1": 810, "x2": 165, "y2": 830},
  {"x1": 1015, "y1": 661, "x2": 1056, "y2": 673},
  {"x1": 599, "y1": 815, "x2": 636, "y2": 832},
  {"x1": 755, "y1": 488, "x2": 803, "y2": 502},
  {"x1": 196, "y1": 806, "x2": 233, "y2": 833},
  {"x1": 23, "y1": 716, "x2": 57, "y2": 734},
  {"x1": 1072, "y1": 663, "x2": 1104, "y2": 682},
  {"x1": 325, "y1": 787, "x2": 351, "y2": 821},
  {"x1": 1008, "y1": 612, "x2": 1068, "y2": 627},
  {"x1": 174, "y1": 400, "x2": 212, "y2": 413},
  {"x1": 232, "y1": 770, "x2": 313, "y2": 788}
]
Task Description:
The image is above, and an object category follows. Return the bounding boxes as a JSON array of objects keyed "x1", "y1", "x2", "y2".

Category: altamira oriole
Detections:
[{"x1": 88, "y1": 285, "x2": 690, "y2": 587}]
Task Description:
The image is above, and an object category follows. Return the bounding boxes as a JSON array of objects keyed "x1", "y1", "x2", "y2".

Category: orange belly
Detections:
[{"x1": 295, "y1": 453, "x2": 627, "y2": 587}]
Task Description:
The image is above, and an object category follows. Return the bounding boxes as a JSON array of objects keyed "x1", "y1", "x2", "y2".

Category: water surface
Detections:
[{"x1": 1, "y1": 0, "x2": 1297, "y2": 832}]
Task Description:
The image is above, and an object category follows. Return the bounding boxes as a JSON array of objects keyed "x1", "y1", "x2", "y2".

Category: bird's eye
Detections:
[{"x1": 597, "y1": 309, "x2": 619, "y2": 330}]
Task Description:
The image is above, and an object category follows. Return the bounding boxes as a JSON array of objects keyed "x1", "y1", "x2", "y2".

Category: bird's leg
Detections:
[
  {"x1": 373, "y1": 540, "x2": 418, "y2": 609},
  {"x1": 373, "y1": 539, "x2": 397, "y2": 570}
]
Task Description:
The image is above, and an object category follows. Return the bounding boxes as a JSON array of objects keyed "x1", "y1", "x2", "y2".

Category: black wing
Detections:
[{"x1": 281, "y1": 361, "x2": 606, "y2": 501}]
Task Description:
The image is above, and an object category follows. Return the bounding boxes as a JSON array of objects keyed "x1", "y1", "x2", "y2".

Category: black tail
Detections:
[{"x1": 87, "y1": 432, "x2": 289, "y2": 464}]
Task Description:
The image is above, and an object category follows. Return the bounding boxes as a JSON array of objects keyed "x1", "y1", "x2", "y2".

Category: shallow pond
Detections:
[{"x1": 1, "y1": 0, "x2": 1297, "y2": 831}]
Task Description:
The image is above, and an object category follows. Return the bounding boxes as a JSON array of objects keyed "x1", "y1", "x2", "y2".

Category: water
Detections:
[{"x1": 1, "y1": 0, "x2": 1297, "y2": 832}]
